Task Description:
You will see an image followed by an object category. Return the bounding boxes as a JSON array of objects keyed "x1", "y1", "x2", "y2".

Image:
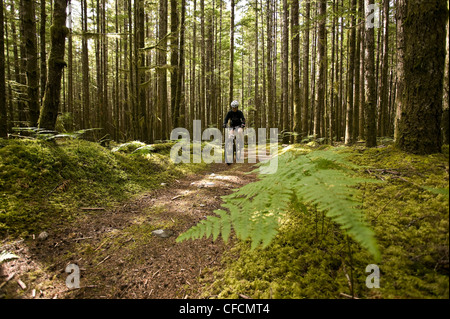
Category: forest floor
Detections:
[
  {"x1": 1, "y1": 140, "x2": 448, "y2": 299},
  {"x1": 0, "y1": 156, "x2": 258, "y2": 299}
]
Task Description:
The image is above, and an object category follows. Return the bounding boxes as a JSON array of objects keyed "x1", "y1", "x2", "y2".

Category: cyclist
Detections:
[
  {"x1": 223, "y1": 100, "x2": 246, "y2": 134},
  {"x1": 223, "y1": 100, "x2": 245, "y2": 164}
]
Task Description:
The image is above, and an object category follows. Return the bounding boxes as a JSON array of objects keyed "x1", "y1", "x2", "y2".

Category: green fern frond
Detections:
[{"x1": 176, "y1": 147, "x2": 382, "y2": 261}]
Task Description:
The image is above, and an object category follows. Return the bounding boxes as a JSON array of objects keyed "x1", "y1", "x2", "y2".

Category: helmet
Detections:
[{"x1": 231, "y1": 100, "x2": 239, "y2": 109}]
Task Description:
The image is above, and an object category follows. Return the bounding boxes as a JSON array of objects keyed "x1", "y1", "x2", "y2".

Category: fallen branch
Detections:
[
  {"x1": 96, "y1": 255, "x2": 110, "y2": 267},
  {"x1": 340, "y1": 292, "x2": 359, "y2": 299},
  {"x1": 73, "y1": 236, "x2": 94, "y2": 241}
]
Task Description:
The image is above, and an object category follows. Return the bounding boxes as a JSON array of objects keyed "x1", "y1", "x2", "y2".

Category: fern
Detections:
[{"x1": 177, "y1": 147, "x2": 382, "y2": 261}]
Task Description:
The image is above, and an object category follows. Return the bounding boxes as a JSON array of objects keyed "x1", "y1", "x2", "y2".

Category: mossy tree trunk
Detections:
[
  {"x1": 396, "y1": 0, "x2": 448, "y2": 154},
  {"x1": 38, "y1": 0, "x2": 68, "y2": 131},
  {"x1": 23, "y1": 0, "x2": 39, "y2": 127},
  {"x1": 157, "y1": 0, "x2": 168, "y2": 140},
  {"x1": 364, "y1": 0, "x2": 377, "y2": 148},
  {"x1": 0, "y1": 0, "x2": 7, "y2": 138},
  {"x1": 81, "y1": 0, "x2": 90, "y2": 128},
  {"x1": 229, "y1": 0, "x2": 235, "y2": 107},
  {"x1": 39, "y1": 0, "x2": 46, "y2": 103},
  {"x1": 345, "y1": 0, "x2": 356, "y2": 145},
  {"x1": 292, "y1": 0, "x2": 301, "y2": 142},
  {"x1": 443, "y1": 12, "x2": 449, "y2": 145},
  {"x1": 315, "y1": 0, "x2": 326, "y2": 138},
  {"x1": 170, "y1": 0, "x2": 179, "y2": 129},
  {"x1": 281, "y1": 0, "x2": 289, "y2": 144},
  {"x1": 394, "y1": 0, "x2": 404, "y2": 143}
]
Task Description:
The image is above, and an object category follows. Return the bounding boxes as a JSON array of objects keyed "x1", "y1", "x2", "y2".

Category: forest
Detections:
[{"x1": 0, "y1": 0, "x2": 449, "y2": 302}]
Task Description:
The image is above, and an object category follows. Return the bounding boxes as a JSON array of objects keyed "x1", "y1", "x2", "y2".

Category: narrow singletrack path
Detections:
[{"x1": 1, "y1": 159, "x2": 259, "y2": 299}]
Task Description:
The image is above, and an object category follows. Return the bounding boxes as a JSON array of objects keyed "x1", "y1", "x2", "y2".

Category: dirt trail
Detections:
[{"x1": 0, "y1": 161, "x2": 259, "y2": 299}]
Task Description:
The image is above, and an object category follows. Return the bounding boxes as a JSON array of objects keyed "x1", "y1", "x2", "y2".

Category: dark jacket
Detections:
[{"x1": 224, "y1": 110, "x2": 245, "y2": 128}]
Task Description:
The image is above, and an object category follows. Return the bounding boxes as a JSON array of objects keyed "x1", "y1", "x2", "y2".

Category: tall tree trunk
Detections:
[
  {"x1": 40, "y1": 0, "x2": 47, "y2": 103},
  {"x1": 254, "y1": 0, "x2": 260, "y2": 129},
  {"x1": 330, "y1": 0, "x2": 336, "y2": 142},
  {"x1": 310, "y1": 2, "x2": 318, "y2": 136},
  {"x1": 96, "y1": 0, "x2": 103, "y2": 131},
  {"x1": 364, "y1": 0, "x2": 377, "y2": 147},
  {"x1": 18, "y1": 0, "x2": 27, "y2": 124},
  {"x1": 358, "y1": 0, "x2": 365, "y2": 140},
  {"x1": 175, "y1": 0, "x2": 186, "y2": 129},
  {"x1": 81, "y1": 0, "x2": 90, "y2": 128},
  {"x1": 229, "y1": 0, "x2": 235, "y2": 107},
  {"x1": 38, "y1": 0, "x2": 68, "y2": 130},
  {"x1": 0, "y1": 0, "x2": 6, "y2": 138},
  {"x1": 190, "y1": 0, "x2": 197, "y2": 131},
  {"x1": 301, "y1": 0, "x2": 310, "y2": 139},
  {"x1": 353, "y1": 0, "x2": 362, "y2": 141},
  {"x1": 67, "y1": 0, "x2": 73, "y2": 129},
  {"x1": 345, "y1": 0, "x2": 356, "y2": 144},
  {"x1": 292, "y1": 0, "x2": 301, "y2": 142},
  {"x1": 4, "y1": 5, "x2": 13, "y2": 132},
  {"x1": 158, "y1": 0, "x2": 168, "y2": 140},
  {"x1": 200, "y1": 0, "x2": 206, "y2": 126},
  {"x1": 315, "y1": 0, "x2": 326, "y2": 138},
  {"x1": 266, "y1": 0, "x2": 274, "y2": 130},
  {"x1": 170, "y1": 0, "x2": 180, "y2": 128},
  {"x1": 137, "y1": 0, "x2": 147, "y2": 141},
  {"x1": 443, "y1": 10, "x2": 449, "y2": 145},
  {"x1": 23, "y1": 0, "x2": 39, "y2": 127},
  {"x1": 379, "y1": 0, "x2": 389, "y2": 137},
  {"x1": 396, "y1": 0, "x2": 447, "y2": 154},
  {"x1": 102, "y1": 0, "x2": 109, "y2": 138},
  {"x1": 281, "y1": 0, "x2": 289, "y2": 143}
]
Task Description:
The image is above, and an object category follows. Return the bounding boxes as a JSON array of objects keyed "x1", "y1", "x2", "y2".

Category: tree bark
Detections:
[
  {"x1": 229, "y1": 0, "x2": 235, "y2": 107},
  {"x1": 315, "y1": 0, "x2": 326, "y2": 138},
  {"x1": 345, "y1": 0, "x2": 356, "y2": 145},
  {"x1": 175, "y1": 0, "x2": 186, "y2": 129},
  {"x1": 364, "y1": 0, "x2": 377, "y2": 147},
  {"x1": 359, "y1": 0, "x2": 365, "y2": 140},
  {"x1": 281, "y1": 0, "x2": 289, "y2": 143},
  {"x1": 67, "y1": 0, "x2": 73, "y2": 129},
  {"x1": 81, "y1": 0, "x2": 90, "y2": 128},
  {"x1": 379, "y1": 0, "x2": 389, "y2": 137},
  {"x1": 138, "y1": 0, "x2": 148, "y2": 141},
  {"x1": 170, "y1": 0, "x2": 180, "y2": 128},
  {"x1": 158, "y1": 0, "x2": 168, "y2": 139},
  {"x1": 38, "y1": 0, "x2": 68, "y2": 131},
  {"x1": 396, "y1": 0, "x2": 447, "y2": 154},
  {"x1": 23, "y1": 0, "x2": 40, "y2": 127},
  {"x1": 292, "y1": 0, "x2": 301, "y2": 142},
  {"x1": 0, "y1": 0, "x2": 6, "y2": 137},
  {"x1": 266, "y1": 0, "x2": 275, "y2": 130},
  {"x1": 40, "y1": 0, "x2": 47, "y2": 103},
  {"x1": 442, "y1": 9, "x2": 449, "y2": 145},
  {"x1": 254, "y1": 0, "x2": 260, "y2": 129}
]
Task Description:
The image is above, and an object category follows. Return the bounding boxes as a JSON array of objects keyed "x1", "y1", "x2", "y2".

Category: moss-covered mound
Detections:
[
  {"x1": 202, "y1": 145, "x2": 449, "y2": 299},
  {"x1": 0, "y1": 139, "x2": 206, "y2": 237}
]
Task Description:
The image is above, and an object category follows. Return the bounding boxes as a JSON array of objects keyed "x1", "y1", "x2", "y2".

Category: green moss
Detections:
[
  {"x1": 0, "y1": 138, "x2": 207, "y2": 237},
  {"x1": 203, "y1": 145, "x2": 448, "y2": 299}
]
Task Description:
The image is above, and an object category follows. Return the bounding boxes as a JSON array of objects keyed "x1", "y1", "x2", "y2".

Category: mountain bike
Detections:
[{"x1": 225, "y1": 125, "x2": 244, "y2": 165}]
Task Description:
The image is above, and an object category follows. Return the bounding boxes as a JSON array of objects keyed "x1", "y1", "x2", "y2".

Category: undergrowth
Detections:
[
  {"x1": 199, "y1": 144, "x2": 449, "y2": 299},
  {"x1": 0, "y1": 139, "x2": 206, "y2": 237}
]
